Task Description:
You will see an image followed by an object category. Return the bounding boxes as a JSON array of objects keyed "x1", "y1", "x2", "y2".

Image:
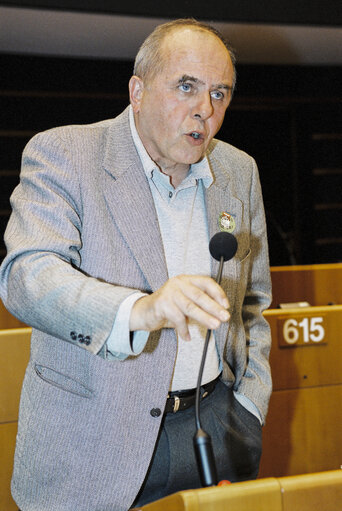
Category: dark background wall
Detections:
[
  {"x1": 1, "y1": 0, "x2": 342, "y2": 25},
  {"x1": 1, "y1": 54, "x2": 341, "y2": 266},
  {"x1": 0, "y1": 2, "x2": 341, "y2": 266}
]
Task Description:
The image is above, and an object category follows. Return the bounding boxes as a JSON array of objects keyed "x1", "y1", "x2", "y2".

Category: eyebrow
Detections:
[
  {"x1": 178, "y1": 75, "x2": 200, "y2": 84},
  {"x1": 177, "y1": 74, "x2": 232, "y2": 91}
]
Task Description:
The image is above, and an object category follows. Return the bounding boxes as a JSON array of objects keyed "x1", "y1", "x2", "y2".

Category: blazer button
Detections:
[{"x1": 150, "y1": 408, "x2": 161, "y2": 418}]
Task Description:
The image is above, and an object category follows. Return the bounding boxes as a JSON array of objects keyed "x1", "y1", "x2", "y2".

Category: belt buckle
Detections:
[{"x1": 173, "y1": 395, "x2": 180, "y2": 413}]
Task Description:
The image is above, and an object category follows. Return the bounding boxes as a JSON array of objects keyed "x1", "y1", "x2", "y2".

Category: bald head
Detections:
[{"x1": 133, "y1": 19, "x2": 236, "y2": 91}]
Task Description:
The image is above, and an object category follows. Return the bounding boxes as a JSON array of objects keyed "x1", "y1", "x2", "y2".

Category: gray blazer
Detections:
[{"x1": 0, "y1": 107, "x2": 272, "y2": 511}]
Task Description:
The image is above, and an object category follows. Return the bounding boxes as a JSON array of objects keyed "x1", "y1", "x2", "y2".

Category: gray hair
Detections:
[{"x1": 133, "y1": 18, "x2": 237, "y2": 91}]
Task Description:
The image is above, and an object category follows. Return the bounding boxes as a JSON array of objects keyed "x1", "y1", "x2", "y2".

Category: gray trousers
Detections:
[{"x1": 133, "y1": 380, "x2": 262, "y2": 507}]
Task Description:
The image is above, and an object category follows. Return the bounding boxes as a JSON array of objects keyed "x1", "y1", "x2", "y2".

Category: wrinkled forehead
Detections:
[{"x1": 157, "y1": 28, "x2": 233, "y2": 83}]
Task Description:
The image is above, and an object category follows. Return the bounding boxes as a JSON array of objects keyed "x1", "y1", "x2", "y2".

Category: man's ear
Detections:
[{"x1": 129, "y1": 76, "x2": 144, "y2": 113}]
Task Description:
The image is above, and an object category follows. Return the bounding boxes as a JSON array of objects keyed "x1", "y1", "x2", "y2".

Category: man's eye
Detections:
[
  {"x1": 179, "y1": 83, "x2": 192, "y2": 92},
  {"x1": 211, "y1": 90, "x2": 224, "y2": 100}
]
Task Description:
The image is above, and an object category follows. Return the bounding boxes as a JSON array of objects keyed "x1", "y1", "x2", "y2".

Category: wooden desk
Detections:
[{"x1": 135, "y1": 470, "x2": 342, "y2": 511}]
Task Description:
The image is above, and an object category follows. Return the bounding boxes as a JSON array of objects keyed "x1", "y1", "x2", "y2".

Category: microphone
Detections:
[
  {"x1": 193, "y1": 231, "x2": 238, "y2": 487},
  {"x1": 209, "y1": 232, "x2": 238, "y2": 263}
]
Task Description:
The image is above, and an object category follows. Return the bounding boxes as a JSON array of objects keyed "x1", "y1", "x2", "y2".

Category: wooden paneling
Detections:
[
  {"x1": 262, "y1": 266, "x2": 342, "y2": 477},
  {"x1": 259, "y1": 385, "x2": 342, "y2": 477},
  {"x1": 265, "y1": 306, "x2": 342, "y2": 390},
  {"x1": 259, "y1": 303, "x2": 342, "y2": 478},
  {"x1": 0, "y1": 300, "x2": 27, "y2": 329},
  {"x1": 0, "y1": 328, "x2": 31, "y2": 422},
  {"x1": 0, "y1": 422, "x2": 19, "y2": 511},
  {"x1": 270, "y1": 263, "x2": 342, "y2": 308},
  {"x1": 0, "y1": 328, "x2": 31, "y2": 508}
]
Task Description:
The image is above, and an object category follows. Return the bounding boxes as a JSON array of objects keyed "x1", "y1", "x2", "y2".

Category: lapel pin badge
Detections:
[{"x1": 219, "y1": 211, "x2": 236, "y2": 233}]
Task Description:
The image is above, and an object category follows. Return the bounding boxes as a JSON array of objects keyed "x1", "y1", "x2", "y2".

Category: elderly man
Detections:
[{"x1": 0, "y1": 18, "x2": 272, "y2": 511}]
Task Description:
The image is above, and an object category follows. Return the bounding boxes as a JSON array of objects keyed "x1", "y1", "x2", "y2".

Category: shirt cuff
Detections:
[
  {"x1": 106, "y1": 292, "x2": 149, "y2": 360},
  {"x1": 233, "y1": 392, "x2": 263, "y2": 425}
]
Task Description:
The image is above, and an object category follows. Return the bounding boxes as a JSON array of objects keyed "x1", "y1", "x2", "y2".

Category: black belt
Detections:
[{"x1": 165, "y1": 376, "x2": 219, "y2": 414}]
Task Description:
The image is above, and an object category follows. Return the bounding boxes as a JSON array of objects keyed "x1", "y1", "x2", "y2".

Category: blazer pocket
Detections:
[{"x1": 34, "y1": 363, "x2": 94, "y2": 398}]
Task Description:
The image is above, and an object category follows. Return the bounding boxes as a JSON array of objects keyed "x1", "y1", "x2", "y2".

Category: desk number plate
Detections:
[{"x1": 277, "y1": 314, "x2": 327, "y2": 348}]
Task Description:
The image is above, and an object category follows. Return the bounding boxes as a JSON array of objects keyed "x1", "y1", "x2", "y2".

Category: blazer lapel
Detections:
[
  {"x1": 206, "y1": 150, "x2": 243, "y2": 351},
  {"x1": 205, "y1": 152, "x2": 243, "y2": 281},
  {"x1": 102, "y1": 109, "x2": 168, "y2": 292}
]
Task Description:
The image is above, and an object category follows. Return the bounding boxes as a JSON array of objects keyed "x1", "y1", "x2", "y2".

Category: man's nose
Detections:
[{"x1": 192, "y1": 92, "x2": 214, "y2": 120}]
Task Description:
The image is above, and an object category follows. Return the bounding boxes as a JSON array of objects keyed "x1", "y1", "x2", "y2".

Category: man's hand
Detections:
[{"x1": 129, "y1": 275, "x2": 230, "y2": 341}]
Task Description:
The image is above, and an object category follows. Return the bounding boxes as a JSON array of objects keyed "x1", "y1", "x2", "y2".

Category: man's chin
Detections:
[
  {"x1": 187, "y1": 154, "x2": 206, "y2": 165},
  {"x1": 181, "y1": 150, "x2": 207, "y2": 165}
]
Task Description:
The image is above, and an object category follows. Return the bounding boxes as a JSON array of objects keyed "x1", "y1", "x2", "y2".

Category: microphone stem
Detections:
[
  {"x1": 195, "y1": 328, "x2": 211, "y2": 430},
  {"x1": 195, "y1": 256, "x2": 224, "y2": 430},
  {"x1": 215, "y1": 256, "x2": 224, "y2": 286}
]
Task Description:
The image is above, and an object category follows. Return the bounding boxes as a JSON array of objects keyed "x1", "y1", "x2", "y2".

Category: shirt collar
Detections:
[{"x1": 128, "y1": 105, "x2": 213, "y2": 188}]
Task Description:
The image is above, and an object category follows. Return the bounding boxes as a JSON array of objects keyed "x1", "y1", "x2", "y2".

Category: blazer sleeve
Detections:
[{"x1": 0, "y1": 129, "x2": 138, "y2": 355}]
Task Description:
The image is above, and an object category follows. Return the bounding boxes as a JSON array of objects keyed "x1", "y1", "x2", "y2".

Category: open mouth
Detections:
[{"x1": 187, "y1": 131, "x2": 204, "y2": 140}]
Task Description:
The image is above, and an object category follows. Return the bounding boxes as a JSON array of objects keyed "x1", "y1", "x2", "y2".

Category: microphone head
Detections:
[{"x1": 209, "y1": 232, "x2": 238, "y2": 262}]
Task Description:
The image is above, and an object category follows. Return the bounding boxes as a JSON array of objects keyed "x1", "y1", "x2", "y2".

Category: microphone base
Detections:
[{"x1": 193, "y1": 428, "x2": 218, "y2": 487}]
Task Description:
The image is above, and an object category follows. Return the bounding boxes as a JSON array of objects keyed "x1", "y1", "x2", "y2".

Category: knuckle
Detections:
[
  {"x1": 183, "y1": 299, "x2": 197, "y2": 316},
  {"x1": 192, "y1": 287, "x2": 204, "y2": 301}
]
